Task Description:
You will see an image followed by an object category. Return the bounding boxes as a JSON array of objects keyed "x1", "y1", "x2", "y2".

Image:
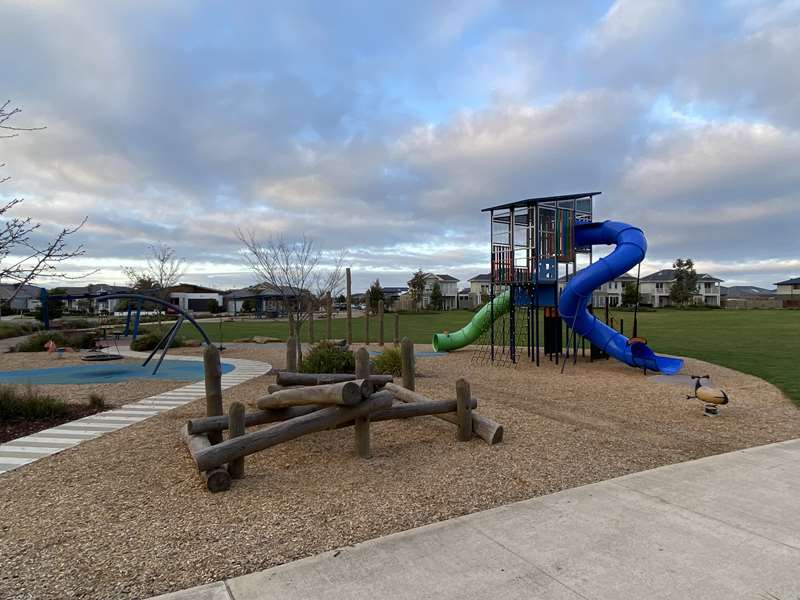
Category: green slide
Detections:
[{"x1": 432, "y1": 290, "x2": 511, "y2": 352}]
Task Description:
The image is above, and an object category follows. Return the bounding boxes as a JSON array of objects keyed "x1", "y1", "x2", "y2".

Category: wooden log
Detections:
[
  {"x1": 195, "y1": 391, "x2": 394, "y2": 471},
  {"x1": 275, "y1": 372, "x2": 392, "y2": 387},
  {"x1": 267, "y1": 383, "x2": 305, "y2": 394},
  {"x1": 346, "y1": 267, "x2": 352, "y2": 345},
  {"x1": 256, "y1": 380, "x2": 370, "y2": 409},
  {"x1": 384, "y1": 383, "x2": 503, "y2": 445},
  {"x1": 326, "y1": 291, "x2": 333, "y2": 340},
  {"x1": 455, "y1": 378, "x2": 472, "y2": 442},
  {"x1": 180, "y1": 424, "x2": 231, "y2": 492},
  {"x1": 228, "y1": 401, "x2": 246, "y2": 479},
  {"x1": 400, "y1": 337, "x2": 415, "y2": 391},
  {"x1": 378, "y1": 300, "x2": 384, "y2": 346},
  {"x1": 203, "y1": 345, "x2": 223, "y2": 445},
  {"x1": 285, "y1": 335, "x2": 297, "y2": 372},
  {"x1": 394, "y1": 312, "x2": 400, "y2": 347},
  {"x1": 336, "y1": 398, "x2": 477, "y2": 428},
  {"x1": 187, "y1": 405, "x2": 322, "y2": 435}
]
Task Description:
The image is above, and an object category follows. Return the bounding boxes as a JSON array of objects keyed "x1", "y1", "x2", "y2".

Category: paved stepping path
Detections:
[{"x1": 0, "y1": 349, "x2": 271, "y2": 475}]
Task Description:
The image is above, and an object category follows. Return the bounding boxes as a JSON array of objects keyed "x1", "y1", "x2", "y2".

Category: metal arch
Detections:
[{"x1": 42, "y1": 291, "x2": 212, "y2": 346}]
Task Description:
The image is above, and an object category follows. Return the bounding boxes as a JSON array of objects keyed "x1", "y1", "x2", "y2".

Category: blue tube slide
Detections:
[{"x1": 558, "y1": 221, "x2": 683, "y2": 375}]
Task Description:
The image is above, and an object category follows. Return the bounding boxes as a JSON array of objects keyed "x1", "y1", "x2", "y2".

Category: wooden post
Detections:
[
  {"x1": 355, "y1": 347, "x2": 370, "y2": 380},
  {"x1": 355, "y1": 345, "x2": 373, "y2": 459},
  {"x1": 346, "y1": 267, "x2": 352, "y2": 345},
  {"x1": 456, "y1": 379, "x2": 472, "y2": 442},
  {"x1": 204, "y1": 345, "x2": 223, "y2": 445},
  {"x1": 228, "y1": 401, "x2": 245, "y2": 479},
  {"x1": 286, "y1": 335, "x2": 297, "y2": 372},
  {"x1": 378, "y1": 300, "x2": 384, "y2": 346},
  {"x1": 400, "y1": 336, "x2": 415, "y2": 391},
  {"x1": 394, "y1": 312, "x2": 400, "y2": 347},
  {"x1": 326, "y1": 291, "x2": 333, "y2": 340},
  {"x1": 364, "y1": 307, "x2": 370, "y2": 345}
]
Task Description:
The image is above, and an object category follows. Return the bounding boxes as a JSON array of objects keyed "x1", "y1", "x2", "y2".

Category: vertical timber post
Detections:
[
  {"x1": 400, "y1": 336, "x2": 415, "y2": 391},
  {"x1": 204, "y1": 345, "x2": 223, "y2": 445},
  {"x1": 309, "y1": 309, "x2": 315, "y2": 344},
  {"x1": 365, "y1": 307, "x2": 370, "y2": 345},
  {"x1": 286, "y1": 335, "x2": 297, "y2": 372},
  {"x1": 355, "y1": 346, "x2": 371, "y2": 458},
  {"x1": 455, "y1": 378, "x2": 472, "y2": 442},
  {"x1": 378, "y1": 299, "x2": 384, "y2": 346},
  {"x1": 228, "y1": 401, "x2": 245, "y2": 479},
  {"x1": 346, "y1": 268, "x2": 352, "y2": 345}
]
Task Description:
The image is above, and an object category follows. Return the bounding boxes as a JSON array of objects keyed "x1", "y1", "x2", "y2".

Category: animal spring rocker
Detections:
[{"x1": 687, "y1": 375, "x2": 729, "y2": 416}]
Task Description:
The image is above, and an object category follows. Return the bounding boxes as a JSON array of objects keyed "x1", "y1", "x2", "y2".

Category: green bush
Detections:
[
  {"x1": 373, "y1": 347, "x2": 402, "y2": 376},
  {"x1": 299, "y1": 341, "x2": 355, "y2": 374},
  {"x1": 0, "y1": 321, "x2": 41, "y2": 340},
  {"x1": 14, "y1": 331, "x2": 98, "y2": 352},
  {"x1": 0, "y1": 385, "x2": 70, "y2": 420},
  {"x1": 130, "y1": 332, "x2": 185, "y2": 352}
]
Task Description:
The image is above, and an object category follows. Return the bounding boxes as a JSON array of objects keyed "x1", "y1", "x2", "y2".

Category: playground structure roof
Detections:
[{"x1": 481, "y1": 191, "x2": 601, "y2": 212}]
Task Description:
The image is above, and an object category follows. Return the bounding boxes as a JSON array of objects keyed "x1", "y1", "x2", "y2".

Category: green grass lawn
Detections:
[{"x1": 182, "y1": 309, "x2": 800, "y2": 406}]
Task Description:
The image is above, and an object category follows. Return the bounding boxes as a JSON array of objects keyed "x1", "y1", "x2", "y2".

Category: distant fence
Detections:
[{"x1": 726, "y1": 298, "x2": 789, "y2": 309}]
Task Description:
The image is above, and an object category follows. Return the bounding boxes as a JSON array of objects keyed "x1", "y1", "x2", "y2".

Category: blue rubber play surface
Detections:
[{"x1": 0, "y1": 360, "x2": 234, "y2": 385}]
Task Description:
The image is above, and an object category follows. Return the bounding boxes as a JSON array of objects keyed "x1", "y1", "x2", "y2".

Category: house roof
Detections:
[
  {"x1": 58, "y1": 284, "x2": 131, "y2": 296},
  {"x1": 641, "y1": 269, "x2": 722, "y2": 282},
  {"x1": 0, "y1": 283, "x2": 42, "y2": 300},
  {"x1": 436, "y1": 274, "x2": 458, "y2": 282},
  {"x1": 382, "y1": 286, "x2": 408, "y2": 294},
  {"x1": 775, "y1": 277, "x2": 800, "y2": 285},
  {"x1": 469, "y1": 273, "x2": 491, "y2": 282},
  {"x1": 722, "y1": 285, "x2": 776, "y2": 298},
  {"x1": 482, "y1": 192, "x2": 601, "y2": 212},
  {"x1": 458, "y1": 287, "x2": 471, "y2": 294},
  {"x1": 166, "y1": 283, "x2": 223, "y2": 294}
]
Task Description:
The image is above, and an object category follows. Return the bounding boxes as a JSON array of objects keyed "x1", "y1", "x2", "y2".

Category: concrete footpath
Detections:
[{"x1": 152, "y1": 439, "x2": 800, "y2": 600}]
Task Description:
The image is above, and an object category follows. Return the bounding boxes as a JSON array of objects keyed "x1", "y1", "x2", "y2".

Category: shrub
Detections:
[
  {"x1": 130, "y1": 332, "x2": 185, "y2": 352},
  {"x1": 88, "y1": 393, "x2": 106, "y2": 410},
  {"x1": 373, "y1": 347, "x2": 402, "y2": 376},
  {"x1": 14, "y1": 331, "x2": 98, "y2": 352},
  {"x1": 0, "y1": 321, "x2": 41, "y2": 340},
  {"x1": 0, "y1": 384, "x2": 70, "y2": 420},
  {"x1": 299, "y1": 341, "x2": 355, "y2": 374}
]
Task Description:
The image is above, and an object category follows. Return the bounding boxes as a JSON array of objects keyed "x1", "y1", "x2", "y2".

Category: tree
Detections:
[
  {"x1": 122, "y1": 244, "x2": 186, "y2": 322},
  {"x1": 669, "y1": 258, "x2": 698, "y2": 306},
  {"x1": 35, "y1": 286, "x2": 66, "y2": 322},
  {"x1": 622, "y1": 282, "x2": 640, "y2": 307},
  {"x1": 207, "y1": 298, "x2": 220, "y2": 314},
  {"x1": 366, "y1": 278, "x2": 384, "y2": 312},
  {"x1": 407, "y1": 269, "x2": 427, "y2": 310},
  {"x1": 335, "y1": 294, "x2": 346, "y2": 304},
  {"x1": 241, "y1": 298, "x2": 255, "y2": 313},
  {"x1": 430, "y1": 281, "x2": 443, "y2": 310},
  {"x1": 0, "y1": 101, "x2": 89, "y2": 313},
  {"x1": 236, "y1": 230, "x2": 345, "y2": 335}
]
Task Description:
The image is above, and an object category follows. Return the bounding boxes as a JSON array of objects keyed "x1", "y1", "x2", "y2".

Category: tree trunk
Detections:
[
  {"x1": 194, "y1": 391, "x2": 394, "y2": 471},
  {"x1": 326, "y1": 291, "x2": 333, "y2": 340},
  {"x1": 285, "y1": 336, "x2": 298, "y2": 372}
]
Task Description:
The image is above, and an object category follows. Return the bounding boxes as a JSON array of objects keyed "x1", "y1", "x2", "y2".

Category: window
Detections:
[{"x1": 655, "y1": 282, "x2": 663, "y2": 290}]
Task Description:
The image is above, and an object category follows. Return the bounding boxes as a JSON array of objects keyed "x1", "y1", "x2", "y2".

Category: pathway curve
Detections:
[
  {"x1": 0, "y1": 348, "x2": 271, "y2": 475},
  {"x1": 150, "y1": 438, "x2": 800, "y2": 600}
]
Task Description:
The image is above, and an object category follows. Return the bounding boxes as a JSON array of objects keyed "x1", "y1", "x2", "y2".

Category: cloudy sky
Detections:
[{"x1": 2, "y1": 0, "x2": 798, "y2": 292}]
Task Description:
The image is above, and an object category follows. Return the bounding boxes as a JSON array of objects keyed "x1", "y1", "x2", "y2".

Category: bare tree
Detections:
[
  {"x1": 236, "y1": 229, "x2": 345, "y2": 334},
  {"x1": 0, "y1": 101, "x2": 89, "y2": 312},
  {"x1": 122, "y1": 243, "x2": 186, "y2": 293}
]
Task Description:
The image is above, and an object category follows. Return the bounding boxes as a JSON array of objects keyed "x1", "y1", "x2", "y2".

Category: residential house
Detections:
[
  {"x1": 224, "y1": 284, "x2": 310, "y2": 315},
  {"x1": 0, "y1": 283, "x2": 42, "y2": 312},
  {"x1": 457, "y1": 287, "x2": 473, "y2": 309},
  {"x1": 422, "y1": 273, "x2": 459, "y2": 310},
  {"x1": 570, "y1": 273, "x2": 637, "y2": 308},
  {"x1": 59, "y1": 284, "x2": 132, "y2": 314},
  {"x1": 775, "y1": 278, "x2": 800, "y2": 297},
  {"x1": 381, "y1": 286, "x2": 408, "y2": 310},
  {"x1": 639, "y1": 270, "x2": 723, "y2": 307},
  {"x1": 165, "y1": 283, "x2": 224, "y2": 313}
]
